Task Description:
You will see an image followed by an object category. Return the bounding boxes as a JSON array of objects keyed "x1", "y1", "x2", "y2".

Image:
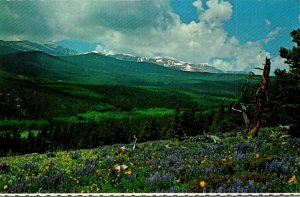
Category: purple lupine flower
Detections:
[
  {"x1": 146, "y1": 177, "x2": 155, "y2": 186},
  {"x1": 233, "y1": 153, "x2": 247, "y2": 159},
  {"x1": 266, "y1": 160, "x2": 290, "y2": 173},
  {"x1": 24, "y1": 162, "x2": 39, "y2": 170},
  {"x1": 169, "y1": 187, "x2": 176, "y2": 193},
  {"x1": 207, "y1": 144, "x2": 229, "y2": 152},
  {"x1": 167, "y1": 155, "x2": 181, "y2": 165},
  {"x1": 204, "y1": 164, "x2": 217, "y2": 174},
  {"x1": 198, "y1": 148, "x2": 208, "y2": 156},
  {"x1": 247, "y1": 180, "x2": 257, "y2": 193},
  {"x1": 218, "y1": 186, "x2": 226, "y2": 193},
  {"x1": 10, "y1": 181, "x2": 27, "y2": 193},
  {"x1": 233, "y1": 142, "x2": 255, "y2": 152},
  {"x1": 162, "y1": 173, "x2": 173, "y2": 182},
  {"x1": 154, "y1": 171, "x2": 161, "y2": 180},
  {"x1": 74, "y1": 164, "x2": 95, "y2": 176}
]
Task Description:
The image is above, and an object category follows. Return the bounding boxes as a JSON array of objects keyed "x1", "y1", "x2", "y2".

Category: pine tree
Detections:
[{"x1": 270, "y1": 28, "x2": 300, "y2": 131}]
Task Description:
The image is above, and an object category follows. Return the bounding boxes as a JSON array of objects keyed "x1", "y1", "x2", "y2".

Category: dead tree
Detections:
[
  {"x1": 232, "y1": 72, "x2": 254, "y2": 137},
  {"x1": 232, "y1": 103, "x2": 250, "y2": 137},
  {"x1": 251, "y1": 57, "x2": 271, "y2": 136}
]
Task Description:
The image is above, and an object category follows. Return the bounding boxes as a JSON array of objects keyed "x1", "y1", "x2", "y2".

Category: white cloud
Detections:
[
  {"x1": 95, "y1": 45, "x2": 115, "y2": 55},
  {"x1": 192, "y1": 0, "x2": 204, "y2": 12},
  {"x1": 0, "y1": 0, "x2": 285, "y2": 74},
  {"x1": 264, "y1": 27, "x2": 282, "y2": 44},
  {"x1": 200, "y1": 0, "x2": 232, "y2": 27},
  {"x1": 264, "y1": 19, "x2": 271, "y2": 26},
  {"x1": 270, "y1": 55, "x2": 287, "y2": 74}
]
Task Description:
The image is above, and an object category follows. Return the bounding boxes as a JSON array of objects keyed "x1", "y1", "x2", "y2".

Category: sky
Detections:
[{"x1": 0, "y1": 0, "x2": 299, "y2": 73}]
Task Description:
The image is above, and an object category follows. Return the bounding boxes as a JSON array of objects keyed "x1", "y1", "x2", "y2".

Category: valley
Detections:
[{"x1": 0, "y1": 40, "x2": 250, "y2": 156}]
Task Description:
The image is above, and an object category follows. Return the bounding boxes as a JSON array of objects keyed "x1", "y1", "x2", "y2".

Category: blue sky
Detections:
[
  {"x1": 171, "y1": 0, "x2": 299, "y2": 55},
  {"x1": 0, "y1": 0, "x2": 299, "y2": 73}
]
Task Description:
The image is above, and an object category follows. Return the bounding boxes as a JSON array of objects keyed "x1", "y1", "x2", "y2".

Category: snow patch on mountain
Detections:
[{"x1": 110, "y1": 53, "x2": 224, "y2": 73}]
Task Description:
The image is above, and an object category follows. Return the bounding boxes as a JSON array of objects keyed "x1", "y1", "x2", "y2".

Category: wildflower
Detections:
[
  {"x1": 125, "y1": 170, "x2": 132, "y2": 175},
  {"x1": 3, "y1": 185, "x2": 8, "y2": 190},
  {"x1": 199, "y1": 180, "x2": 206, "y2": 188},
  {"x1": 255, "y1": 153, "x2": 260, "y2": 158},
  {"x1": 114, "y1": 164, "x2": 128, "y2": 172},
  {"x1": 176, "y1": 179, "x2": 180, "y2": 183},
  {"x1": 289, "y1": 175, "x2": 297, "y2": 184},
  {"x1": 222, "y1": 158, "x2": 227, "y2": 163}
]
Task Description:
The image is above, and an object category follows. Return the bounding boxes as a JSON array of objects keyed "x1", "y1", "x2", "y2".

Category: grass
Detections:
[
  {"x1": 132, "y1": 108, "x2": 174, "y2": 116},
  {"x1": 62, "y1": 108, "x2": 175, "y2": 122},
  {"x1": 20, "y1": 130, "x2": 41, "y2": 139},
  {"x1": 0, "y1": 120, "x2": 48, "y2": 129},
  {"x1": 0, "y1": 127, "x2": 299, "y2": 193}
]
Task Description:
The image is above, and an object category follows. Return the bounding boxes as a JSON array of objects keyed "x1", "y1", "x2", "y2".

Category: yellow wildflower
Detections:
[
  {"x1": 199, "y1": 180, "x2": 206, "y2": 188},
  {"x1": 3, "y1": 185, "x2": 8, "y2": 190},
  {"x1": 255, "y1": 153, "x2": 260, "y2": 158},
  {"x1": 96, "y1": 169, "x2": 101, "y2": 174},
  {"x1": 289, "y1": 175, "x2": 297, "y2": 184},
  {"x1": 125, "y1": 170, "x2": 132, "y2": 175},
  {"x1": 176, "y1": 179, "x2": 180, "y2": 183}
]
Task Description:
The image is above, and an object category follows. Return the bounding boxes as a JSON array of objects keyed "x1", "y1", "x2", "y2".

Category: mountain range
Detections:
[
  {"x1": 109, "y1": 53, "x2": 224, "y2": 73},
  {"x1": 0, "y1": 40, "x2": 78, "y2": 56},
  {"x1": 0, "y1": 40, "x2": 224, "y2": 73},
  {"x1": 0, "y1": 40, "x2": 246, "y2": 100}
]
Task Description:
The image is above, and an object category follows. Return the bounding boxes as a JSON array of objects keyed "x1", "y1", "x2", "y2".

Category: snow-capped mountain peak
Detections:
[{"x1": 109, "y1": 53, "x2": 224, "y2": 73}]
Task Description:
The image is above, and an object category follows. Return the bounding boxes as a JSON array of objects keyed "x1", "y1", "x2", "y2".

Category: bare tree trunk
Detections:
[
  {"x1": 232, "y1": 103, "x2": 249, "y2": 137},
  {"x1": 251, "y1": 57, "x2": 271, "y2": 136}
]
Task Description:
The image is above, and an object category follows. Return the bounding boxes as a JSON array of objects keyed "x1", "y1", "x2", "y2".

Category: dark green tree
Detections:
[
  {"x1": 173, "y1": 106, "x2": 185, "y2": 138},
  {"x1": 270, "y1": 28, "x2": 300, "y2": 129}
]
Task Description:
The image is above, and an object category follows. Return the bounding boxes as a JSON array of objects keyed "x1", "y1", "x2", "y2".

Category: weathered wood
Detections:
[
  {"x1": 251, "y1": 57, "x2": 271, "y2": 136},
  {"x1": 232, "y1": 103, "x2": 250, "y2": 137}
]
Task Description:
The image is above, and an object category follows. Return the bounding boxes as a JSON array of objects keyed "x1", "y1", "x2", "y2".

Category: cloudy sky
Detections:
[{"x1": 0, "y1": 0, "x2": 299, "y2": 73}]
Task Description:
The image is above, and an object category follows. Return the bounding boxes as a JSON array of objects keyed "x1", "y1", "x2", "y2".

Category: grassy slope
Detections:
[
  {"x1": 0, "y1": 63, "x2": 245, "y2": 120},
  {"x1": 0, "y1": 128, "x2": 299, "y2": 193},
  {"x1": 0, "y1": 51, "x2": 247, "y2": 94},
  {"x1": 0, "y1": 50, "x2": 248, "y2": 120}
]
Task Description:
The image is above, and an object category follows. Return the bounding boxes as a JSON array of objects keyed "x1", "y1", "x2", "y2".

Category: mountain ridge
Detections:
[
  {"x1": 109, "y1": 53, "x2": 224, "y2": 74},
  {"x1": 0, "y1": 40, "x2": 78, "y2": 56}
]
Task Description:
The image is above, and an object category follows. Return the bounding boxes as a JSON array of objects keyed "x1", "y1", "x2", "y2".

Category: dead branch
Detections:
[{"x1": 232, "y1": 103, "x2": 250, "y2": 137}]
